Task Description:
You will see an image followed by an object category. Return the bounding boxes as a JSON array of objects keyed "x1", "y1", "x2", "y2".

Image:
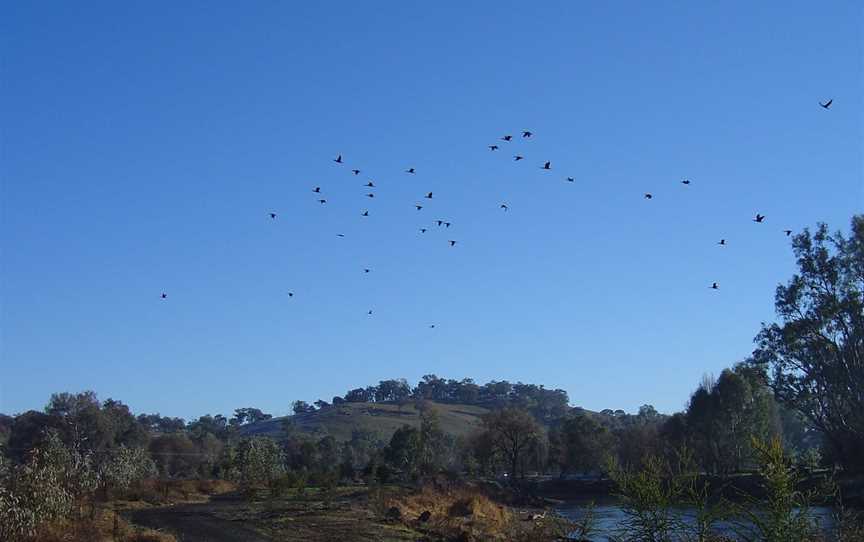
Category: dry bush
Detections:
[
  {"x1": 32, "y1": 505, "x2": 177, "y2": 542},
  {"x1": 385, "y1": 483, "x2": 533, "y2": 541}
]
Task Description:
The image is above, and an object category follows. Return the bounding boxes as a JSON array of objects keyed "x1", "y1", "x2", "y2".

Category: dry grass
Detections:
[
  {"x1": 245, "y1": 401, "x2": 489, "y2": 441},
  {"x1": 383, "y1": 483, "x2": 568, "y2": 542},
  {"x1": 29, "y1": 479, "x2": 236, "y2": 542},
  {"x1": 32, "y1": 506, "x2": 177, "y2": 542},
  {"x1": 122, "y1": 478, "x2": 237, "y2": 505}
]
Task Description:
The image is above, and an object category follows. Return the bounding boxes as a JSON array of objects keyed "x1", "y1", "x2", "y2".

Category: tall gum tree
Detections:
[{"x1": 752, "y1": 216, "x2": 864, "y2": 472}]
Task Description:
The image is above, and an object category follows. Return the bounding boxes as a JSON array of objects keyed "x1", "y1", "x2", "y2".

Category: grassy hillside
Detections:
[{"x1": 242, "y1": 401, "x2": 489, "y2": 442}]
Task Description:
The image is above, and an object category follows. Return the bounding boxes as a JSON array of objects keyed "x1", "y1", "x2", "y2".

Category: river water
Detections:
[{"x1": 555, "y1": 498, "x2": 836, "y2": 541}]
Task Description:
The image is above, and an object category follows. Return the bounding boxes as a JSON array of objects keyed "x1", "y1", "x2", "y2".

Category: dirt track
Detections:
[
  {"x1": 123, "y1": 491, "x2": 422, "y2": 542},
  {"x1": 125, "y1": 501, "x2": 273, "y2": 542}
]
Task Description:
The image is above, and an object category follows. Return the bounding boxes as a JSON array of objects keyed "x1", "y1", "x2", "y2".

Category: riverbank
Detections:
[
  {"x1": 532, "y1": 472, "x2": 864, "y2": 508},
  {"x1": 120, "y1": 481, "x2": 570, "y2": 542}
]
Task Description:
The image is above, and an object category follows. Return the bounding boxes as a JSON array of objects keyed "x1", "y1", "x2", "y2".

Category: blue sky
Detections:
[{"x1": 2, "y1": 1, "x2": 861, "y2": 421}]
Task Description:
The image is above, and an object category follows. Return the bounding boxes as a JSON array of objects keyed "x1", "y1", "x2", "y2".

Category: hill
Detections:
[{"x1": 241, "y1": 401, "x2": 489, "y2": 442}]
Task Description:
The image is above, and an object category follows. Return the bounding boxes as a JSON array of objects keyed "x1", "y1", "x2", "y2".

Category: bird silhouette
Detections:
[
  {"x1": 436, "y1": 220, "x2": 444, "y2": 226},
  {"x1": 489, "y1": 145, "x2": 499, "y2": 151},
  {"x1": 522, "y1": 130, "x2": 533, "y2": 138},
  {"x1": 269, "y1": 212, "x2": 277, "y2": 219},
  {"x1": 710, "y1": 282, "x2": 719, "y2": 290},
  {"x1": 514, "y1": 155, "x2": 524, "y2": 161},
  {"x1": 318, "y1": 199, "x2": 327, "y2": 204},
  {"x1": 352, "y1": 169, "x2": 360, "y2": 175},
  {"x1": 364, "y1": 268, "x2": 371, "y2": 273},
  {"x1": 406, "y1": 168, "x2": 416, "y2": 174},
  {"x1": 444, "y1": 222, "x2": 451, "y2": 228},
  {"x1": 718, "y1": 239, "x2": 726, "y2": 246},
  {"x1": 368, "y1": 310, "x2": 373, "y2": 315},
  {"x1": 429, "y1": 324, "x2": 436, "y2": 328},
  {"x1": 366, "y1": 193, "x2": 375, "y2": 198},
  {"x1": 542, "y1": 161, "x2": 551, "y2": 170},
  {"x1": 644, "y1": 193, "x2": 653, "y2": 199},
  {"x1": 366, "y1": 181, "x2": 375, "y2": 187},
  {"x1": 784, "y1": 229, "x2": 792, "y2": 236},
  {"x1": 681, "y1": 179, "x2": 691, "y2": 185},
  {"x1": 566, "y1": 177, "x2": 575, "y2": 182},
  {"x1": 362, "y1": 210, "x2": 369, "y2": 216},
  {"x1": 415, "y1": 204, "x2": 423, "y2": 210},
  {"x1": 337, "y1": 233, "x2": 345, "y2": 237},
  {"x1": 449, "y1": 240, "x2": 457, "y2": 246},
  {"x1": 313, "y1": 187, "x2": 321, "y2": 193},
  {"x1": 425, "y1": 192, "x2": 433, "y2": 199},
  {"x1": 820, "y1": 99, "x2": 833, "y2": 109},
  {"x1": 500, "y1": 204, "x2": 508, "y2": 211},
  {"x1": 334, "y1": 155, "x2": 343, "y2": 163},
  {"x1": 161, "y1": 292, "x2": 167, "y2": 299},
  {"x1": 501, "y1": 135, "x2": 513, "y2": 141},
  {"x1": 288, "y1": 292, "x2": 294, "y2": 297},
  {"x1": 420, "y1": 228, "x2": 427, "y2": 233},
  {"x1": 754, "y1": 214, "x2": 765, "y2": 223}
]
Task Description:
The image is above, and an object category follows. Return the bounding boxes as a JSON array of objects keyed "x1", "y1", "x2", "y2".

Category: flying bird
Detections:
[
  {"x1": 644, "y1": 193, "x2": 653, "y2": 199},
  {"x1": 334, "y1": 155, "x2": 343, "y2": 164},
  {"x1": 420, "y1": 228, "x2": 427, "y2": 233},
  {"x1": 415, "y1": 204, "x2": 423, "y2": 210},
  {"x1": 436, "y1": 220, "x2": 444, "y2": 226},
  {"x1": 365, "y1": 181, "x2": 375, "y2": 187},
  {"x1": 269, "y1": 212, "x2": 277, "y2": 219},
  {"x1": 366, "y1": 193, "x2": 375, "y2": 198},
  {"x1": 449, "y1": 240, "x2": 457, "y2": 246},
  {"x1": 489, "y1": 145, "x2": 499, "y2": 151},
  {"x1": 288, "y1": 292, "x2": 294, "y2": 297},
  {"x1": 522, "y1": 131, "x2": 533, "y2": 138},
  {"x1": 681, "y1": 179, "x2": 691, "y2": 185},
  {"x1": 514, "y1": 155, "x2": 524, "y2": 161},
  {"x1": 429, "y1": 324, "x2": 436, "y2": 328},
  {"x1": 500, "y1": 203, "x2": 508, "y2": 211},
  {"x1": 364, "y1": 268, "x2": 371, "y2": 273},
  {"x1": 501, "y1": 135, "x2": 513, "y2": 141},
  {"x1": 313, "y1": 187, "x2": 321, "y2": 193},
  {"x1": 820, "y1": 99, "x2": 833, "y2": 109},
  {"x1": 711, "y1": 282, "x2": 719, "y2": 290},
  {"x1": 444, "y1": 222, "x2": 451, "y2": 228},
  {"x1": 566, "y1": 177, "x2": 575, "y2": 182},
  {"x1": 425, "y1": 192, "x2": 433, "y2": 199},
  {"x1": 362, "y1": 210, "x2": 369, "y2": 216},
  {"x1": 718, "y1": 239, "x2": 726, "y2": 246},
  {"x1": 368, "y1": 310, "x2": 373, "y2": 315},
  {"x1": 406, "y1": 168, "x2": 416, "y2": 174},
  {"x1": 754, "y1": 214, "x2": 765, "y2": 223},
  {"x1": 337, "y1": 233, "x2": 345, "y2": 237},
  {"x1": 318, "y1": 199, "x2": 327, "y2": 204},
  {"x1": 542, "y1": 161, "x2": 551, "y2": 170},
  {"x1": 784, "y1": 229, "x2": 792, "y2": 236},
  {"x1": 161, "y1": 292, "x2": 167, "y2": 299},
  {"x1": 351, "y1": 169, "x2": 360, "y2": 175}
]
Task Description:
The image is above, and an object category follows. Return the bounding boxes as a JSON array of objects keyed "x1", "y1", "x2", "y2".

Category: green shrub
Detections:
[{"x1": 733, "y1": 437, "x2": 820, "y2": 542}]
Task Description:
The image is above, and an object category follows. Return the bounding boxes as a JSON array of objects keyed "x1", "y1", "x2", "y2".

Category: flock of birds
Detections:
[{"x1": 159, "y1": 99, "x2": 836, "y2": 321}]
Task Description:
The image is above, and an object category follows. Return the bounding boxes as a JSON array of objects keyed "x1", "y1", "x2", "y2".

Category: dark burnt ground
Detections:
[{"x1": 125, "y1": 489, "x2": 424, "y2": 542}]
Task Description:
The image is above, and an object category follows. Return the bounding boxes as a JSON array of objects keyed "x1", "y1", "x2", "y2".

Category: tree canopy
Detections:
[{"x1": 752, "y1": 216, "x2": 864, "y2": 471}]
